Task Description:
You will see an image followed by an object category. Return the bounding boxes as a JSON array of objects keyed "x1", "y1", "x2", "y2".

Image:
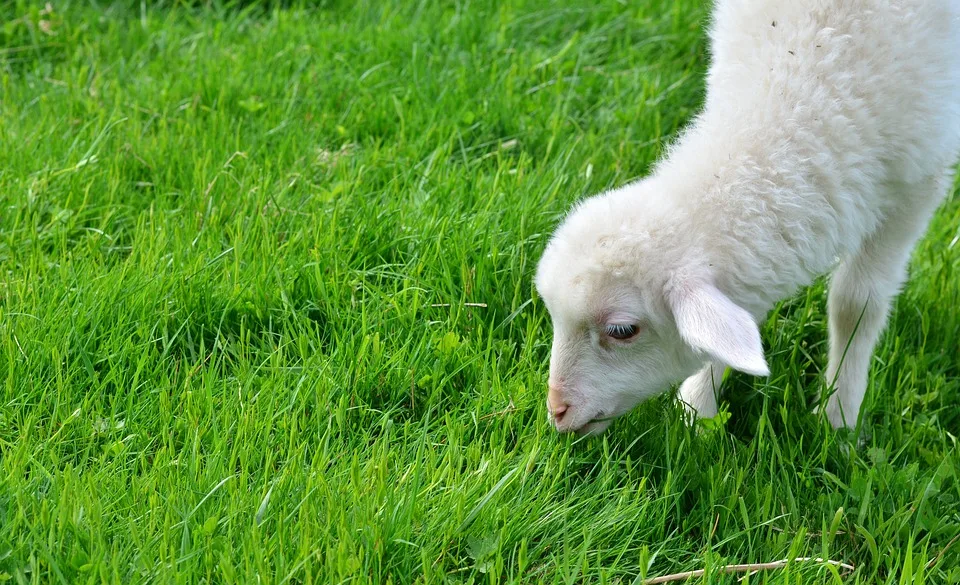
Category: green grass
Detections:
[{"x1": 1, "y1": 1, "x2": 959, "y2": 583}]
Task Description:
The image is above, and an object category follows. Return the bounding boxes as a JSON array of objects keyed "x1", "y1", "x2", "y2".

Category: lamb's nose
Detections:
[{"x1": 547, "y1": 382, "x2": 569, "y2": 421}]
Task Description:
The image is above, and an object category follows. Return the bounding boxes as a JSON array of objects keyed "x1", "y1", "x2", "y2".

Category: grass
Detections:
[{"x1": 1, "y1": 0, "x2": 959, "y2": 583}]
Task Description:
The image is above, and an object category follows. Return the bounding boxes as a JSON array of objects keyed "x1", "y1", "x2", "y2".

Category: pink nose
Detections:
[{"x1": 547, "y1": 381, "x2": 569, "y2": 421}]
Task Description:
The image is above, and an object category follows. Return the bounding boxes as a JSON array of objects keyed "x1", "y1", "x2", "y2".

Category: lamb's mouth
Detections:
[
  {"x1": 568, "y1": 412, "x2": 615, "y2": 436},
  {"x1": 574, "y1": 419, "x2": 613, "y2": 436},
  {"x1": 552, "y1": 409, "x2": 616, "y2": 435}
]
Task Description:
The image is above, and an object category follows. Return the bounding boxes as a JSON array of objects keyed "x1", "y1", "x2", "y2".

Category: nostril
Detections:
[
  {"x1": 551, "y1": 403, "x2": 569, "y2": 420},
  {"x1": 547, "y1": 384, "x2": 569, "y2": 422}
]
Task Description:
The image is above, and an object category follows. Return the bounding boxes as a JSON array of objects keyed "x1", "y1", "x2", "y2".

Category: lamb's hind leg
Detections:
[{"x1": 824, "y1": 177, "x2": 948, "y2": 429}]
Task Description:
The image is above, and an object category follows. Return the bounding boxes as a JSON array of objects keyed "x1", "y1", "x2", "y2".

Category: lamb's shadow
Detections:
[{"x1": 158, "y1": 277, "x2": 331, "y2": 366}]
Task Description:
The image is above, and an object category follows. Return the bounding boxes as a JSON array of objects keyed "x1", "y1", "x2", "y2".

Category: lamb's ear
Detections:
[{"x1": 668, "y1": 281, "x2": 769, "y2": 376}]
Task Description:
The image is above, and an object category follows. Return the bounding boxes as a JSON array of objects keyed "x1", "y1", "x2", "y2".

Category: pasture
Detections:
[{"x1": 1, "y1": 1, "x2": 958, "y2": 582}]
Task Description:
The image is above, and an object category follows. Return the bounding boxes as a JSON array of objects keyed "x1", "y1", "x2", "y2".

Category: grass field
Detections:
[{"x1": 2, "y1": 1, "x2": 959, "y2": 583}]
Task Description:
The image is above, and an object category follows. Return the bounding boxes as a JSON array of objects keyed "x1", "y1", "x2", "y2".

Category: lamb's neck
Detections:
[{"x1": 649, "y1": 133, "x2": 824, "y2": 320}]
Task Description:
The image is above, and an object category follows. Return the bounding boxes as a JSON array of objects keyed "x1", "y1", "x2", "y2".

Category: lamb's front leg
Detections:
[{"x1": 677, "y1": 362, "x2": 724, "y2": 422}]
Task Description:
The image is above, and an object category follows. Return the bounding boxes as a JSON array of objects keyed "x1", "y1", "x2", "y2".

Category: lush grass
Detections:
[{"x1": 1, "y1": 0, "x2": 959, "y2": 583}]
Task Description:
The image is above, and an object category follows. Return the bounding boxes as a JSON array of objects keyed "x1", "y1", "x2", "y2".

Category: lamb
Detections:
[{"x1": 534, "y1": 0, "x2": 960, "y2": 435}]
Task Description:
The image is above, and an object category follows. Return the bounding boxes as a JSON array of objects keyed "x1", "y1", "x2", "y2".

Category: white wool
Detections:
[{"x1": 535, "y1": 0, "x2": 960, "y2": 435}]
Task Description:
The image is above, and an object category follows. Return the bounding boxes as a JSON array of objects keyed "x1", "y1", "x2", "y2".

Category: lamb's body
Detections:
[
  {"x1": 660, "y1": 0, "x2": 960, "y2": 315},
  {"x1": 535, "y1": 0, "x2": 960, "y2": 434}
]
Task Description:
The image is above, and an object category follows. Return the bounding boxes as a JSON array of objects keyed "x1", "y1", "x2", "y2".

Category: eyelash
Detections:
[{"x1": 605, "y1": 324, "x2": 639, "y2": 340}]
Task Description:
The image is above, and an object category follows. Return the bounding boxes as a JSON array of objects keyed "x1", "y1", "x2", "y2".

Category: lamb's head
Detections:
[{"x1": 534, "y1": 185, "x2": 769, "y2": 435}]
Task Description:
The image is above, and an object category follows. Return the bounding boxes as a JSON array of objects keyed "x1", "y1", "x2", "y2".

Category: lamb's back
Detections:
[{"x1": 707, "y1": 0, "x2": 960, "y2": 193}]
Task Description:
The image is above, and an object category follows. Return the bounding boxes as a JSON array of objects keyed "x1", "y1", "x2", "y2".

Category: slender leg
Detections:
[
  {"x1": 823, "y1": 177, "x2": 948, "y2": 429},
  {"x1": 677, "y1": 361, "x2": 724, "y2": 422}
]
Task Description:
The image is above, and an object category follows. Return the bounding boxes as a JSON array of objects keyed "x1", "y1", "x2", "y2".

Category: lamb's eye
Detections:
[{"x1": 605, "y1": 324, "x2": 639, "y2": 340}]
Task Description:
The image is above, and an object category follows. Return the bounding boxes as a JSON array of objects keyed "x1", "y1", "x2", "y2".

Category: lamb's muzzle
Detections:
[{"x1": 546, "y1": 380, "x2": 568, "y2": 422}]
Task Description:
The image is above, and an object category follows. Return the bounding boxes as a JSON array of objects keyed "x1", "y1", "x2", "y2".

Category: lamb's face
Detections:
[
  {"x1": 534, "y1": 241, "x2": 700, "y2": 436},
  {"x1": 534, "y1": 272, "x2": 698, "y2": 435}
]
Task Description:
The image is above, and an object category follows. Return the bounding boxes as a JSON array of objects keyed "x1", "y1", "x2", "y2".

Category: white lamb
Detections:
[{"x1": 534, "y1": 0, "x2": 960, "y2": 435}]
